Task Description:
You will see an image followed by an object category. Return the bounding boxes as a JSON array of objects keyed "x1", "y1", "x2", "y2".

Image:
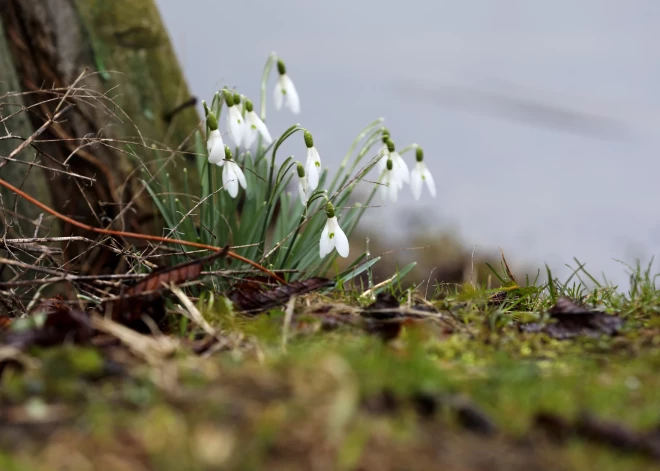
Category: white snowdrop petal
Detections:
[
  {"x1": 274, "y1": 81, "x2": 284, "y2": 111},
  {"x1": 227, "y1": 107, "x2": 244, "y2": 146},
  {"x1": 207, "y1": 130, "x2": 225, "y2": 165},
  {"x1": 306, "y1": 148, "x2": 320, "y2": 191},
  {"x1": 223, "y1": 163, "x2": 239, "y2": 198},
  {"x1": 243, "y1": 114, "x2": 259, "y2": 149},
  {"x1": 334, "y1": 224, "x2": 350, "y2": 258},
  {"x1": 319, "y1": 223, "x2": 333, "y2": 258},
  {"x1": 393, "y1": 152, "x2": 410, "y2": 183},
  {"x1": 282, "y1": 75, "x2": 300, "y2": 114},
  {"x1": 234, "y1": 162, "x2": 247, "y2": 190},
  {"x1": 252, "y1": 113, "x2": 273, "y2": 144},
  {"x1": 423, "y1": 167, "x2": 436, "y2": 197},
  {"x1": 388, "y1": 178, "x2": 398, "y2": 203}
]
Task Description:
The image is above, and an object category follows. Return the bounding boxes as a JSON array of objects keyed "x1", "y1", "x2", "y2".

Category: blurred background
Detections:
[{"x1": 157, "y1": 0, "x2": 660, "y2": 287}]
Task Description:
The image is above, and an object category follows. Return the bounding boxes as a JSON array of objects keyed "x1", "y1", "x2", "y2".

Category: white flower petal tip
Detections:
[
  {"x1": 319, "y1": 216, "x2": 349, "y2": 258},
  {"x1": 243, "y1": 111, "x2": 273, "y2": 148},
  {"x1": 274, "y1": 74, "x2": 300, "y2": 114},
  {"x1": 411, "y1": 161, "x2": 436, "y2": 200},
  {"x1": 207, "y1": 130, "x2": 225, "y2": 165},
  {"x1": 222, "y1": 160, "x2": 247, "y2": 198}
]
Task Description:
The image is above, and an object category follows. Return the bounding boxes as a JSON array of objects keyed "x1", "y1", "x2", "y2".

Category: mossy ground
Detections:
[{"x1": 1, "y1": 266, "x2": 659, "y2": 471}]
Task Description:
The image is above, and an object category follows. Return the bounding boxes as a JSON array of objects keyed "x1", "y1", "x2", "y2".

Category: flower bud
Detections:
[
  {"x1": 224, "y1": 146, "x2": 233, "y2": 161},
  {"x1": 385, "y1": 139, "x2": 395, "y2": 153},
  {"x1": 325, "y1": 201, "x2": 335, "y2": 219},
  {"x1": 245, "y1": 100, "x2": 254, "y2": 113},
  {"x1": 416, "y1": 146, "x2": 424, "y2": 162},
  {"x1": 304, "y1": 130, "x2": 314, "y2": 149},
  {"x1": 206, "y1": 111, "x2": 218, "y2": 131},
  {"x1": 277, "y1": 59, "x2": 287, "y2": 75},
  {"x1": 386, "y1": 158, "x2": 393, "y2": 171},
  {"x1": 225, "y1": 92, "x2": 235, "y2": 107},
  {"x1": 297, "y1": 162, "x2": 305, "y2": 178}
]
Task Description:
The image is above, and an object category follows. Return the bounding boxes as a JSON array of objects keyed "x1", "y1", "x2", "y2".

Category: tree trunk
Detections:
[{"x1": 0, "y1": 0, "x2": 200, "y2": 274}]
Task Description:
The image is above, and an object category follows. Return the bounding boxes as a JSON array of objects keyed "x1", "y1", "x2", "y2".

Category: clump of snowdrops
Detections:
[{"x1": 147, "y1": 53, "x2": 435, "y2": 284}]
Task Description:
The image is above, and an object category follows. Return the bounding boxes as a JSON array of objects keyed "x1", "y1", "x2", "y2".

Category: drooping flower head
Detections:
[
  {"x1": 274, "y1": 59, "x2": 300, "y2": 114},
  {"x1": 243, "y1": 99, "x2": 273, "y2": 149},
  {"x1": 297, "y1": 162, "x2": 309, "y2": 206},
  {"x1": 205, "y1": 105, "x2": 225, "y2": 165},
  {"x1": 410, "y1": 145, "x2": 436, "y2": 200},
  {"x1": 304, "y1": 130, "x2": 322, "y2": 192},
  {"x1": 380, "y1": 157, "x2": 399, "y2": 203},
  {"x1": 224, "y1": 91, "x2": 245, "y2": 147},
  {"x1": 221, "y1": 146, "x2": 247, "y2": 198},
  {"x1": 384, "y1": 138, "x2": 410, "y2": 189},
  {"x1": 319, "y1": 201, "x2": 349, "y2": 258}
]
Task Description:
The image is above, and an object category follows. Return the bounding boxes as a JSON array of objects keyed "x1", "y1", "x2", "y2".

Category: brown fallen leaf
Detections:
[
  {"x1": 107, "y1": 247, "x2": 229, "y2": 327},
  {"x1": 520, "y1": 297, "x2": 624, "y2": 339},
  {"x1": 229, "y1": 277, "x2": 335, "y2": 313}
]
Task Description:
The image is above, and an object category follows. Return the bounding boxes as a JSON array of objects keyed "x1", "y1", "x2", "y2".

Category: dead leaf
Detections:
[
  {"x1": 107, "y1": 247, "x2": 228, "y2": 327},
  {"x1": 229, "y1": 277, "x2": 334, "y2": 313},
  {"x1": 520, "y1": 297, "x2": 623, "y2": 339}
]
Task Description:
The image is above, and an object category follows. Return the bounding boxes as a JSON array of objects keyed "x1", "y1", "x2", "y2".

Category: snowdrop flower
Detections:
[
  {"x1": 380, "y1": 158, "x2": 399, "y2": 203},
  {"x1": 243, "y1": 99, "x2": 272, "y2": 148},
  {"x1": 297, "y1": 163, "x2": 309, "y2": 206},
  {"x1": 205, "y1": 109, "x2": 225, "y2": 165},
  {"x1": 224, "y1": 91, "x2": 245, "y2": 147},
  {"x1": 304, "y1": 131, "x2": 322, "y2": 192},
  {"x1": 319, "y1": 202, "x2": 349, "y2": 258},
  {"x1": 376, "y1": 136, "x2": 409, "y2": 189},
  {"x1": 385, "y1": 139, "x2": 410, "y2": 189},
  {"x1": 411, "y1": 146, "x2": 436, "y2": 200},
  {"x1": 220, "y1": 146, "x2": 247, "y2": 198},
  {"x1": 274, "y1": 59, "x2": 300, "y2": 114}
]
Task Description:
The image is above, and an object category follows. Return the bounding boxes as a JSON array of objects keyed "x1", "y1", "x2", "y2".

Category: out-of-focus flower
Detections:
[
  {"x1": 274, "y1": 59, "x2": 300, "y2": 114},
  {"x1": 410, "y1": 145, "x2": 436, "y2": 200}
]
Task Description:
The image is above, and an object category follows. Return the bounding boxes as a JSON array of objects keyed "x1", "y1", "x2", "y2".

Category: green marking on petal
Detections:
[
  {"x1": 251, "y1": 124, "x2": 257, "y2": 130},
  {"x1": 315, "y1": 162, "x2": 320, "y2": 167},
  {"x1": 329, "y1": 232, "x2": 335, "y2": 239}
]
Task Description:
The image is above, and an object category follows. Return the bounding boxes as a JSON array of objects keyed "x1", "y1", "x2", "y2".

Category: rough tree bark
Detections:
[{"x1": 0, "y1": 0, "x2": 200, "y2": 274}]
